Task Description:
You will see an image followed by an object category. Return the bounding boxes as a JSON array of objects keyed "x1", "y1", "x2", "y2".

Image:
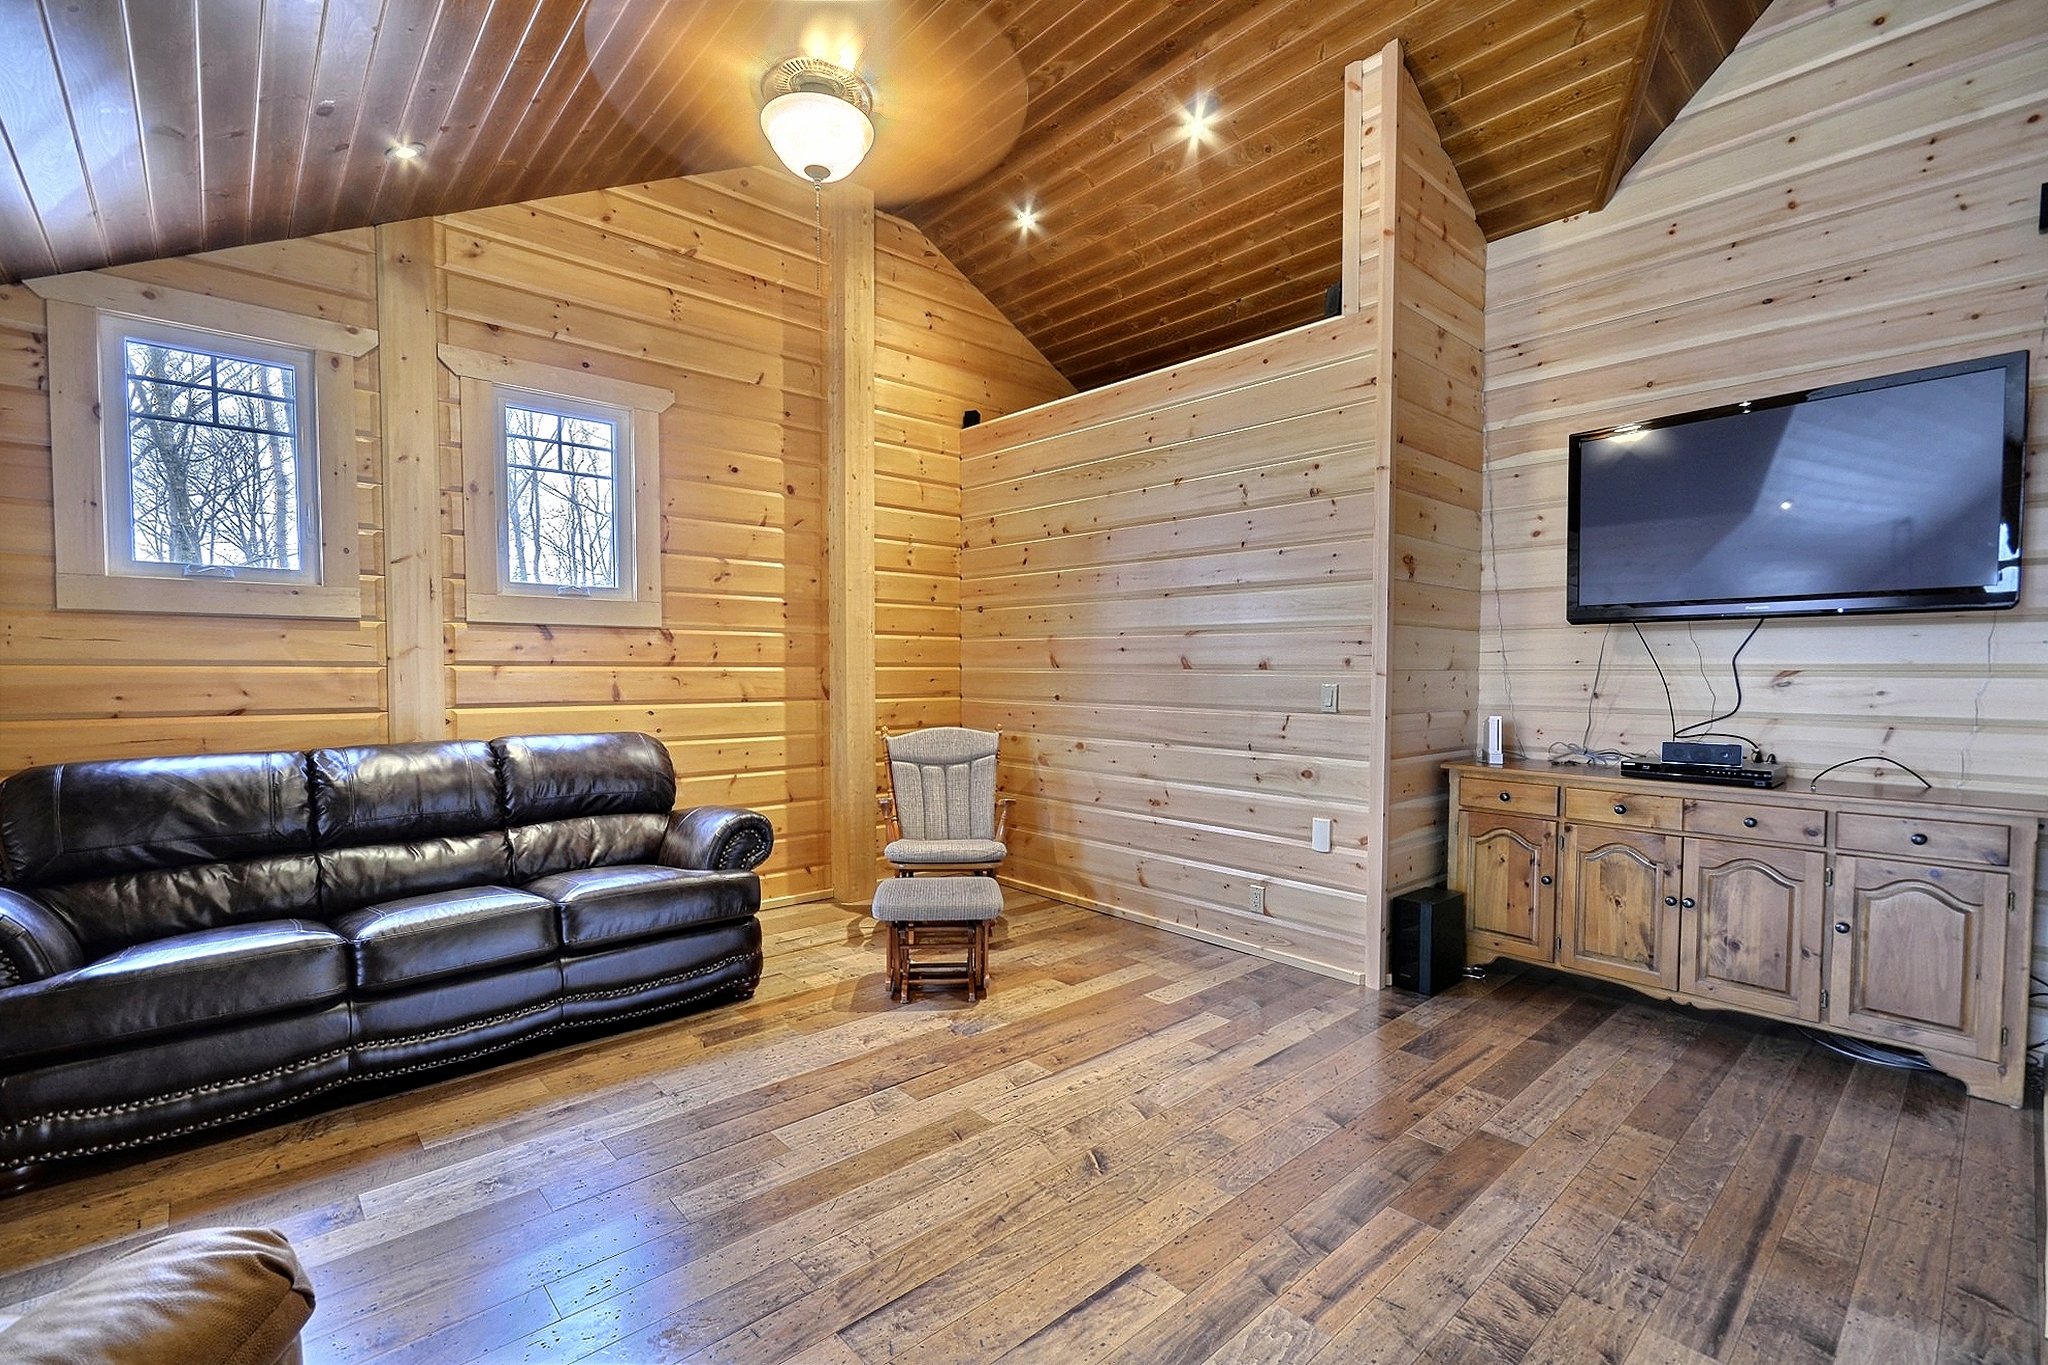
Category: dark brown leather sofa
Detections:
[{"x1": 0, "y1": 732, "x2": 772, "y2": 1178}]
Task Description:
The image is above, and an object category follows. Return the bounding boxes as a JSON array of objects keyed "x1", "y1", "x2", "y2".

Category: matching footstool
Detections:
[{"x1": 870, "y1": 875, "x2": 1004, "y2": 1002}]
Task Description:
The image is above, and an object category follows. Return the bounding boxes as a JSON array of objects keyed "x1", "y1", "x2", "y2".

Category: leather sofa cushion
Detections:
[
  {"x1": 0, "y1": 1226, "x2": 314, "y2": 1365},
  {"x1": 497, "y1": 733, "x2": 675, "y2": 824},
  {"x1": 0, "y1": 922, "x2": 346, "y2": 1065},
  {"x1": 0, "y1": 749, "x2": 312, "y2": 886},
  {"x1": 526, "y1": 865, "x2": 759, "y2": 947},
  {"x1": 310, "y1": 740, "x2": 500, "y2": 847},
  {"x1": 317, "y1": 832, "x2": 511, "y2": 917},
  {"x1": 333, "y1": 886, "x2": 558, "y2": 990},
  {"x1": 508, "y1": 813, "x2": 667, "y2": 883},
  {"x1": 37, "y1": 854, "x2": 322, "y2": 963}
]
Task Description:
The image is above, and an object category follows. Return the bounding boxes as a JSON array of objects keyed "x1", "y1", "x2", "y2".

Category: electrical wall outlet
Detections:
[
  {"x1": 1249, "y1": 882, "x2": 1268, "y2": 915},
  {"x1": 1311, "y1": 817, "x2": 1332, "y2": 853},
  {"x1": 1320, "y1": 683, "x2": 1340, "y2": 713}
]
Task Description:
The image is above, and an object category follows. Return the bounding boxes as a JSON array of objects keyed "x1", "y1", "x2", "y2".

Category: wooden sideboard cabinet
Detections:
[{"x1": 1446, "y1": 761, "x2": 2044, "y2": 1105}]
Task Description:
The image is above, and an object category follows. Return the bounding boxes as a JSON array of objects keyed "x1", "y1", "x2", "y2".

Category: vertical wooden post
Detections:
[
  {"x1": 825, "y1": 183, "x2": 878, "y2": 905},
  {"x1": 375, "y1": 219, "x2": 448, "y2": 743}
]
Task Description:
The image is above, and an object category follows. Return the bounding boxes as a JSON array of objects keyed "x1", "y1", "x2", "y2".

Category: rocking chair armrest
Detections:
[
  {"x1": 995, "y1": 796, "x2": 1014, "y2": 844},
  {"x1": 877, "y1": 794, "x2": 903, "y2": 843}
]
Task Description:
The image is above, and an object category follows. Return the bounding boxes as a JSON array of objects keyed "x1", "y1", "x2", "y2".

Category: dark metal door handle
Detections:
[
  {"x1": 1681, "y1": 897, "x2": 1696, "y2": 909},
  {"x1": 1663, "y1": 896, "x2": 1678, "y2": 907}
]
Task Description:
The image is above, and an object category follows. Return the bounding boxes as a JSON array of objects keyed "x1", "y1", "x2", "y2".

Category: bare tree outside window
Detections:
[
  {"x1": 503, "y1": 403, "x2": 620, "y2": 589},
  {"x1": 123, "y1": 339, "x2": 303, "y2": 572}
]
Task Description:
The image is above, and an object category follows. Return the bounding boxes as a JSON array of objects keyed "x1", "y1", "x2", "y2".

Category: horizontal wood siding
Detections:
[
  {"x1": 870, "y1": 213, "x2": 1072, "y2": 882},
  {"x1": 961, "y1": 312, "x2": 1383, "y2": 979},
  {"x1": 437, "y1": 171, "x2": 831, "y2": 905},
  {"x1": 1481, "y1": 0, "x2": 2048, "y2": 1038},
  {"x1": 0, "y1": 233, "x2": 386, "y2": 770},
  {"x1": 1379, "y1": 66, "x2": 1486, "y2": 900}
]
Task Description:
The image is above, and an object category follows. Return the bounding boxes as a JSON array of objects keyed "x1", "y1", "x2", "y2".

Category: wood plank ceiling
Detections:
[{"x1": 0, "y1": 0, "x2": 1765, "y2": 390}]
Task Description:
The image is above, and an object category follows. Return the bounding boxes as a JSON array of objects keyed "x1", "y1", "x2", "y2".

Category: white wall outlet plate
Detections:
[{"x1": 1249, "y1": 882, "x2": 1267, "y2": 914}]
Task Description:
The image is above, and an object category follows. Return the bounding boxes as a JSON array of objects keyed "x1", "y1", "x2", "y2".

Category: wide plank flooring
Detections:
[{"x1": 0, "y1": 895, "x2": 2037, "y2": 1363}]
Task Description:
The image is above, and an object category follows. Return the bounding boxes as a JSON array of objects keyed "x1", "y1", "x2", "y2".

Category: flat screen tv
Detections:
[{"x1": 1566, "y1": 351, "x2": 2029, "y2": 624}]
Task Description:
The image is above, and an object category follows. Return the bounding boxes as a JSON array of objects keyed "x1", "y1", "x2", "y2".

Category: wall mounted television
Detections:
[{"x1": 1566, "y1": 350, "x2": 2029, "y2": 624}]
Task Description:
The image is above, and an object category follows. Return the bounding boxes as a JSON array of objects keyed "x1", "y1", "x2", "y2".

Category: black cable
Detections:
[
  {"x1": 1805, "y1": 756, "x2": 1935, "y2": 792},
  {"x1": 1799, "y1": 1028, "x2": 1934, "y2": 1072},
  {"x1": 1581, "y1": 626, "x2": 1611, "y2": 754},
  {"x1": 1632, "y1": 623, "x2": 1679, "y2": 738},
  {"x1": 1673, "y1": 618, "x2": 1763, "y2": 740}
]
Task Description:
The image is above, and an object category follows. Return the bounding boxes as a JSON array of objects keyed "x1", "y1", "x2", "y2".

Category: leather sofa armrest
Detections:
[
  {"x1": 0, "y1": 1226, "x2": 313, "y2": 1365},
  {"x1": 660, "y1": 807, "x2": 775, "y2": 872},
  {"x1": 0, "y1": 888, "x2": 83, "y2": 987}
]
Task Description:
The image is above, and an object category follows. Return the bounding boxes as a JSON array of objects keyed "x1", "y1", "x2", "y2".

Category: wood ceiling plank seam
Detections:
[
  {"x1": 439, "y1": 0, "x2": 586, "y2": 219},
  {"x1": 390, "y1": 0, "x2": 546, "y2": 224},
  {"x1": 328, "y1": 0, "x2": 450, "y2": 229},
  {"x1": 1438, "y1": 55, "x2": 1637, "y2": 163},
  {"x1": 1413, "y1": 1, "x2": 1641, "y2": 122},
  {"x1": 1474, "y1": 170, "x2": 1611, "y2": 241},
  {"x1": 601, "y1": 3, "x2": 781, "y2": 189},
  {"x1": 40, "y1": 0, "x2": 156, "y2": 266},
  {"x1": 1049, "y1": 251, "x2": 1361, "y2": 380},
  {"x1": 1661, "y1": 0, "x2": 1736, "y2": 92},
  {"x1": 1459, "y1": 99, "x2": 1631, "y2": 201},
  {"x1": 992, "y1": 178, "x2": 1344, "y2": 326},
  {"x1": 1422, "y1": 11, "x2": 1647, "y2": 145},
  {"x1": 3, "y1": 3, "x2": 110, "y2": 271},
  {"x1": 0, "y1": 127, "x2": 63, "y2": 281},
  {"x1": 916, "y1": 0, "x2": 1389, "y2": 251},
  {"x1": 286, "y1": 0, "x2": 384, "y2": 239},
  {"x1": 494, "y1": 1, "x2": 678, "y2": 209},
  {"x1": 371, "y1": 0, "x2": 509, "y2": 224},
  {"x1": 246, "y1": 0, "x2": 329, "y2": 246},
  {"x1": 486, "y1": 4, "x2": 643, "y2": 210}
]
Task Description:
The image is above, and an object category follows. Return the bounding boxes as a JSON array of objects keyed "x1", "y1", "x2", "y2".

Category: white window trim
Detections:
[
  {"x1": 441, "y1": 345, "x2": 672, "y2": 628},
  {"x1": 30, "y1": 272, "x2": 375, "y2": 619}
]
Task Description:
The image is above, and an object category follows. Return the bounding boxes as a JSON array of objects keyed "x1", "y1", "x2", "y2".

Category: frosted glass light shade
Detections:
[{"x1": 760, "y1": 91, "x2": 875, "y2": 184}]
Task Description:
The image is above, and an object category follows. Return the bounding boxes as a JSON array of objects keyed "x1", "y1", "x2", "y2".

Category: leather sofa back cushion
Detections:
[
  {"x1": 508, "y1": 813, "x2": 667, "y2": 883},
  {"x1": 317, "y1": 833, "x2": 510, "y2": 917},
  {"x1": 309, "y1": 741, "x2": 499, "y2": 847},
  {"x1": 0, "y1": 751, "x2": 312, "y2": 886},
  {"x1": 38, "y1": 855, "x2": 322, "y2": 962},
  {"x1": 497, "y1": 733, "x2": 675, "y2": 825}
]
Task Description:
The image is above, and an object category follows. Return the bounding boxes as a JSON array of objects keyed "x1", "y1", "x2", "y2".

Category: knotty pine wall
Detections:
[
  {"x1": 1481, "y1": 0, "x2": 2048, "y2": 1033},
  {"x1": 869, "y1": 214, "x2": 1072, "y2": 880},
  {"x1": 0, "y1": 233, "x2": 388, "y2": 771}
]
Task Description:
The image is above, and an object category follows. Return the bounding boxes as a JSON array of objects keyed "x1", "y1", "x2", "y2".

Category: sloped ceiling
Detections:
[{"x1": 0, "y1": 0, "x2": 1765, "y2": 389}]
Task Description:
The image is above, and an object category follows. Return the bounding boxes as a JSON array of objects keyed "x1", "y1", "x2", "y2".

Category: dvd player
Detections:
[{"x1": 1617, "y1": 759, "x2": 1787, "y2": 789}]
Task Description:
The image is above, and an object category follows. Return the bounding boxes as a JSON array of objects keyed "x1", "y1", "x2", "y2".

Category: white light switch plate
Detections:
[{"x1": 1311, "y1": 817, "x2": 1332, "y2": 852}]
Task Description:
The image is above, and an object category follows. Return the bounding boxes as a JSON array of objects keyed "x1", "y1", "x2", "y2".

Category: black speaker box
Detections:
[{"x1": 1389, "y1": 886, "x2": 1465, "y2": 996}]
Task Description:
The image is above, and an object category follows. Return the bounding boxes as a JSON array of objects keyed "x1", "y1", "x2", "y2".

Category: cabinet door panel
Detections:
[
  {"x1": 1680, "y1": 838, "x2": 1824, "y2": 1021},
  {"x1": 1828, "y1": 856, "x2": 2006, "y2": 1060},
  {"x1": 1458, "y1": 812, "x2": 1555, "y2": 963},
  {"x1": 1561, "y1": 825, "x2": 1677, "y2": 990}
]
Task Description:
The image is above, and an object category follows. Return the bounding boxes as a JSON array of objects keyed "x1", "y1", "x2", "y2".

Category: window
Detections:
[
  {"x1": 108, "y1": 322, "x2": 315, "y2": 583},
  {"x1": 31, "y1": 273, "x2": 375, "y2": 618},
  {"x1": 444, "y1": 347, "x2": 671, "y2": 627}
]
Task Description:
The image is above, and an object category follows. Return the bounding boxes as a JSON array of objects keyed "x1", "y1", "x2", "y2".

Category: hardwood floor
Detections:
[{"x1": 0, "y1": 895, "x2": 2037, "y2": 1363}]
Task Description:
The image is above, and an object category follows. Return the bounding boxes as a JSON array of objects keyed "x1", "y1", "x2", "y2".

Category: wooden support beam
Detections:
[
  {"x1": 375, "y1": 219, "x2": 448, "y2": 743},
  {"x1": 824, "y1": 183, "x2": 878, "y2": 905}
]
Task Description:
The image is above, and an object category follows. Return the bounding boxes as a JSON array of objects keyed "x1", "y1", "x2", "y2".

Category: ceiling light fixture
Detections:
[
  {"x1": 1015, "y1": 205, "x2": 1039, "y2": 233},
  {"x1": 385, "y1": 141, "x2": 426, "y2": 163},
  {"x1": 1180, "y1": 94, "x2": 1220, "y2": 146},
  {"x1": 760, "y1": 57, "x2": 875, "y2": 186}
]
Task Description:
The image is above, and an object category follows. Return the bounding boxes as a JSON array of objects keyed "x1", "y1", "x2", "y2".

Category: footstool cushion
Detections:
[{"x1": 870, "y1": 875, "x2": 1004, "y2": 923}]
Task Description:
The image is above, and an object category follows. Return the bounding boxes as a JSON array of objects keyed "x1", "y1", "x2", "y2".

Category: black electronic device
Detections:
[
  {"x1": 1661, "y1": 740, "x2": 1746, "y2": 767},
  {"x1": 1389, "y1": 886, "x2": 1465, "y2": 996},
  {"x1": 1617, "y1": 759, "x2": 1787, "y2": 789},
  {"x1": 1567, "y1": 351, "x2": 2028, "y2": 623}
]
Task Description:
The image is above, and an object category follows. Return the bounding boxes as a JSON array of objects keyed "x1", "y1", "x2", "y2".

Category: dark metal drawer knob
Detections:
[
  {"x1": 1681, "y1": 897, "x2": 1696, "y2": 909},
  {"x1": 1743, "y1": 817, "x2": 1758, "y2": 828},
  {"x1": 1539, "y1": 875, "x2": 1553, "y2": 886},
  {"x1": 1664, "y1": 896, "x2": 1678, "y2": 907},
  {"x1": 1910, "y1": 832, "x2": 1928, "y2": 846},
  {"x1": 1613, "y1": 803, "x2": 1628, "y2": 815},
  {"x1": 1499, "y1": 791, "x2": 1512, "y2": 801},
  {"x1": 1834, "y1": 921, "x2": 1851, "y2": 934}
]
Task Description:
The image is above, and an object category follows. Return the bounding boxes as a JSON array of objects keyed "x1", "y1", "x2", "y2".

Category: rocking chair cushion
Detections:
[{"x1": 883, "y1": 838, "x2": 1007, "y2": 867}]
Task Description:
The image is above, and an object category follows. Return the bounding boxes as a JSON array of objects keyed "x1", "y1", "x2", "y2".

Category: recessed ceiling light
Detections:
[
  {"x1": 1015, "y1": 205, "x2": 1039, "y2": 233},
  {"x1": 1180, "y1": 94, "x2": 1220, "y2": 146},
  {"x1": 386, "y1": 142, "x2": 426, "y2": 163}
]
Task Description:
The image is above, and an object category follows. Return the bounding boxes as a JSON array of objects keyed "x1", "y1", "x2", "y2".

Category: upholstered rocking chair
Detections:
[{"x1": 878, "y1": 727, "x2": 1012, "y2": 875}]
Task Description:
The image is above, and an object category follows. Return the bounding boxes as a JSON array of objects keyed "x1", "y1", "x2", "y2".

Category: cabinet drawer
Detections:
[
  {"x1": 1835, "y1": 813, "x2": 2012, "y2": 866},
  {"x1": 1459, "y1": 778, "x2": 1559, "y2": 816},
  {"x1": 1563, "y1": 787, "x2": 1683, "y2": 831},
  {"x1": 1683, "y1": 799, "x2": 1826, "y2": 846}
]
